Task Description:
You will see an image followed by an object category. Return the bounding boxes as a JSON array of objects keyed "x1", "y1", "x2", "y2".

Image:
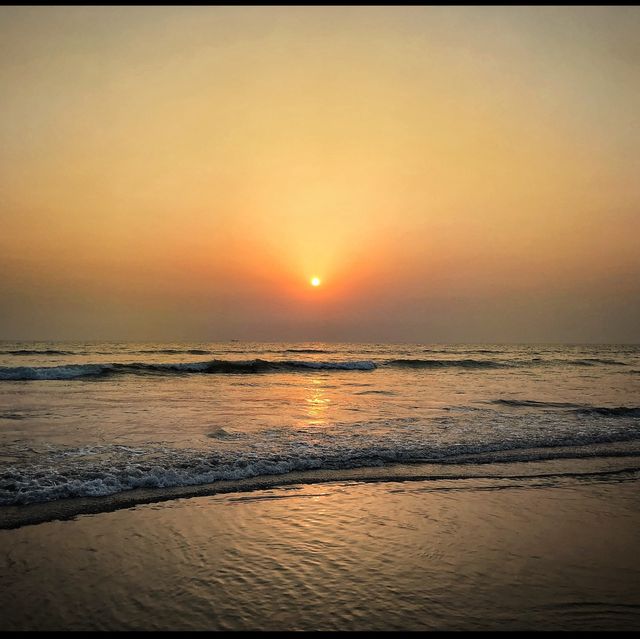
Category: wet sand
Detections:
[{"x1": 1, "y1": 461, "x2": 639, "y2": 631}]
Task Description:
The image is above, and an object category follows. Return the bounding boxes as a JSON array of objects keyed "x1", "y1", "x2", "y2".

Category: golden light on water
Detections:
[{"x1": 311, "y1": 277, "x2": 321, "y2": 287}]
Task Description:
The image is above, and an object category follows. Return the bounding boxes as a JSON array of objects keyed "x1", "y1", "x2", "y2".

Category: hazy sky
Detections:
[{"x1": 1, "y1": 6, "x2": 639, "y2": 342}]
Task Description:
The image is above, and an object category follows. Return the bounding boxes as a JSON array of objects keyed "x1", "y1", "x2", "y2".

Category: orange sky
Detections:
[{"x1": 1, "y1": 6, "x2": 639, "y2": 342}]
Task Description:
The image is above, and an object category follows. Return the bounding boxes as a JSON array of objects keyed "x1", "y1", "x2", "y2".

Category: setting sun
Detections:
[{"x1": 311, "y1": 277, "x2": 321, "y2": 287}]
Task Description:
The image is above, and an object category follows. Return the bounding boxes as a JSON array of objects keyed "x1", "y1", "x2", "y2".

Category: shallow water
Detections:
[
  {"x1": 0, "y1": 342, "x2": 639, "y2": 514},
  {"x1": 2, "y1": 469, "x2": 639, "y2": 631}
]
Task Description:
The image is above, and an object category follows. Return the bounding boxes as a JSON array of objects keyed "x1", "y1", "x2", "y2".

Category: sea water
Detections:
[{"x1": 1, "y1": 342, "x2": 638, "y2": 518}]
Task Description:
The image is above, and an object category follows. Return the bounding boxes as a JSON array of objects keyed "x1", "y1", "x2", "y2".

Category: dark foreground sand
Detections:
[{"x1": 1, "y1": 460, "x2": 639, "y2": 631}]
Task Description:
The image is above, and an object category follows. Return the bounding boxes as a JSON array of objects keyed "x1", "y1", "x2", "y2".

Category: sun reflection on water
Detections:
[{"x1": 305, "y1": 377, "x2": 331, "y2": 426}]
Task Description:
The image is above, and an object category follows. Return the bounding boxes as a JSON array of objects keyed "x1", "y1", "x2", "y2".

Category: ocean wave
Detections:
[
  {"x1": 566, "y1": 358, "x2": 627, "y2": 366},
  {"x1": 420, "y1": 348, "x2": 502, "y2": 354},
  {"x1": 491, "y1": 399, "x2": 583, "y2": 409},
  {"x1": 4, "y1": 349, "x2": 76, "y2": 356},
  {"x1": 0, "y1": 364, "x2": 113, "y2": 380},
  {"x1": 386, "y1": 358, "x2": 508, "y2": 369},
  {"x1": 2, "y1": 440, "x2": 639, "y2": 509},
  {"x1": 0, "y1": 359, "x2": 377, "y2": 380},
  {"x1": 385, "y1": 357, "x2": 631, "y2": 370},
  {"x1": 354, "y1": 389, "x2": 396, "y2": 395},
  {"x1": 135, "y1": 348, "x2": 213, "y2": 355},
  {"x1": 2, "y1": 357, "x2": 633, "y2": 379},
  {"x1": 491, "y1": 399, "x2": 640, "y2": 418},
  {"x1": 2, "y1": 413, "x2": 640, "y2": 507},
  {"x1": 283, "y1": 348, "x2": 332, "y2": 354},
  {"x1": 0, "y1": 412, "x2": 28, "y2": 420},
  {"x1": 421, "y1": 349, "x2": 459, "y2": 354},
  {"x1": 573, "y1": 406, "x2": 640, "y2": 418}
]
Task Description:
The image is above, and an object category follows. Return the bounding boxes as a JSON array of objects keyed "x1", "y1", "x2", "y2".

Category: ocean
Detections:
[
  {"x1": 0, "y1": 342, "x2": 640, "y2": 506},
  {"x1": 1, "y1": 341, "x2": 638, "y2": 517},
  {"x1": 1, "y1": 341, "x2": 639, "y2": 630}
]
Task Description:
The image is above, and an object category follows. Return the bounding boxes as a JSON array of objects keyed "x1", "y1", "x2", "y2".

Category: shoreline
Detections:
[{"x1": 3, "y1": 450, "x2": 639, "y2": 530}]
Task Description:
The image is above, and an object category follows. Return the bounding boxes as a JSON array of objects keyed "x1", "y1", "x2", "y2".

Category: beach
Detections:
[{"x1": 2, "y1": 458, "x2": 639, "y2": 631}]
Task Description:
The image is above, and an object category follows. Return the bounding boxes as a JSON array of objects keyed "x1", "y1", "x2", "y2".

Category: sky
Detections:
[{"x1": 1, "y1": 6, "x2": 639, "y2": 343}]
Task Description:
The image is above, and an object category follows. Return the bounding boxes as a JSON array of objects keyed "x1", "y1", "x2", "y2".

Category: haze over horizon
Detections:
[{"x1": 1, "y1": 6, "x2": 639, "y2": 343}]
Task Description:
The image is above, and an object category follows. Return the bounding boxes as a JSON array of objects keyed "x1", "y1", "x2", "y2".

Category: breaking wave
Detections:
[
  {"x1": 2, "y1": 353, "x2": 636, "y2": 380},
  {"x1": 0, "y1": 359, "x2": 377, "y2": 380},
  {"x1": 2, "y1": 421, "x2": 640, "y2": 508}
]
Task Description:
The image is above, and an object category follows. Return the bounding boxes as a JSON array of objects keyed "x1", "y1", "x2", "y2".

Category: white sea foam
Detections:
[{"x1": 2, "y1": 409, "x2": 640, "y2": 506}]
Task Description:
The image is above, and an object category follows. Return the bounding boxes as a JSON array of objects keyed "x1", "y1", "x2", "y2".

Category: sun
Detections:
[{"x1": 310, "y1": 277, "x2": 321, "y2": 287}]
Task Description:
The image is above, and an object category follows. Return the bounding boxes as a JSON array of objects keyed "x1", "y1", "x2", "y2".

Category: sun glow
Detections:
[{"x1": 310, "y1": 277, "x2": 321, "y2": 287}]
